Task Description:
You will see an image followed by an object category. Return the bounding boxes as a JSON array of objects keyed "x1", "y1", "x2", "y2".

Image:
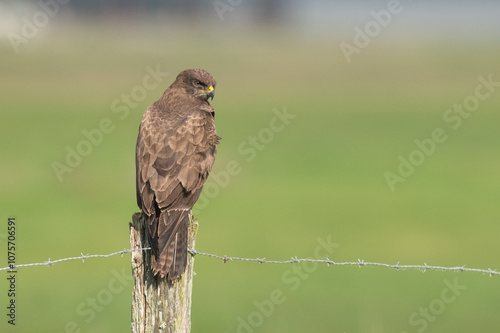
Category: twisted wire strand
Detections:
[{"x1": 1, "y1": 248, "x2": 498, "y2": 277}]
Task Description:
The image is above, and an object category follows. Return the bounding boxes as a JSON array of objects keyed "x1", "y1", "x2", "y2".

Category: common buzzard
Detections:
[{"x1": 136, "y1": 69, "x2": 219, "y2": 281}]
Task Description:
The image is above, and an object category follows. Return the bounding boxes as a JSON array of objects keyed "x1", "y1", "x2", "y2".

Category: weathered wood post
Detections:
[{"x1": 129, "y1": 212, "x2": 198, "y2": 333}]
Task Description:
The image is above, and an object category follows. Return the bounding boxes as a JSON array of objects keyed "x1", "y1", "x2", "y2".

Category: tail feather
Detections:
[{"x1": 150, "y1": 210, "x2": 189, "y2": 282}]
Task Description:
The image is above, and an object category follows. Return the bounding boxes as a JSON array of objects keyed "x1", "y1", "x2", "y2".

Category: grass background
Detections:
[{"x1": 1, "y1": 4, "x2": 500, "y2": 333}]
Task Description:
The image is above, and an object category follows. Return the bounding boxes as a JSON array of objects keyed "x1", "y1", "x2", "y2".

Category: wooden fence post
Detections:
[{"x1": 129, "y1": 212, "x2": 198, "y2": 333}]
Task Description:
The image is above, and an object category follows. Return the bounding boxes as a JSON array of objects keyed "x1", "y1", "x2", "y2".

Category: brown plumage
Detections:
[{"x1": 135, "y1": 69, "x2": 219, "y2": 281}]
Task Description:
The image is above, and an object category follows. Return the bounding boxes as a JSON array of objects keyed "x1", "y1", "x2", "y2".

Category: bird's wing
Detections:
[
  {"x1": 136, "y1": 107, "x2": 217, "y2": 256},
  {"x1": 137, "y1": 108, "x2": 216, "y2": 208}
]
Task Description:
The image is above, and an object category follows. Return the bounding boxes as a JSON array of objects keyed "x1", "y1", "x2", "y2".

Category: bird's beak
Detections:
[{"x1": 204, "y1": 85, "x2": 215, "y2": 100}]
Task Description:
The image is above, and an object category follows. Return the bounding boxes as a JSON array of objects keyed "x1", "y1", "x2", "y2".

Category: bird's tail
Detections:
[{"x1": 151, "y1": 209, "x2": 189, "y2": 282}]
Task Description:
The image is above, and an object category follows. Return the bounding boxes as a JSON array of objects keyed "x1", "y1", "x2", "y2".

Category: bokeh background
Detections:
[{"x1": 1, "y1": 1, "x2": 500, "y2": 332}]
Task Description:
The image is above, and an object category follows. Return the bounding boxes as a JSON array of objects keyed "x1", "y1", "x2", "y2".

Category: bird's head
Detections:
[{"x1": 176, "y1": 68, "x2": 216, "y2": 102}]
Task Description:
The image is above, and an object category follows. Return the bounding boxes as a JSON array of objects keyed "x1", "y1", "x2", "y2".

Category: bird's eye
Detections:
[{"x1": 193, "y1": 80, "x2": 202, "y2": 87}]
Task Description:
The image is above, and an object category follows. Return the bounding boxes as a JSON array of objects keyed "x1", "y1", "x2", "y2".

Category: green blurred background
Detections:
[{"x1": 1, "y1": 1, "x2": 500, "y2": 332}]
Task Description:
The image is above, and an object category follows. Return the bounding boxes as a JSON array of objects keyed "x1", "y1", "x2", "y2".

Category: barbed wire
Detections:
[
  {"x1": 1, "y1": 247, "x2": 498, "y2": 277},
  {"x1": 0, "y1": 248, "x2": 150, "y2": 271},
  {"x1": 187, "y1": 250, "x2": 499, "y2": 277}
]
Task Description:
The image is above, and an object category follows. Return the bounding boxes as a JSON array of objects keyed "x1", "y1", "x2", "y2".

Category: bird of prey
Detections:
[{"x1": 135, "y1": 69, "x2": 219, "y2": 281}]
